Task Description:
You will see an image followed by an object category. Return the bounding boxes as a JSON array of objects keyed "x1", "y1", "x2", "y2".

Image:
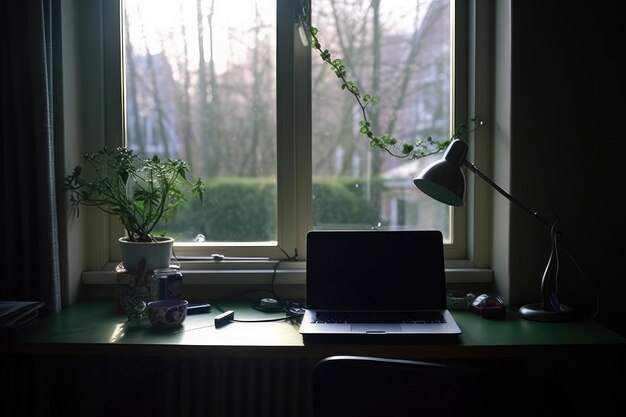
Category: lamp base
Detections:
[{"x1": 518, "y1": 303, "x2": 577, "y2": 322}]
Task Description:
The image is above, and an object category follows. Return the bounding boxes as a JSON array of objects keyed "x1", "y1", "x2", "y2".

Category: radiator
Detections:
[
  {"x1": 172, "y1": 356, "x2": 319, "y2": 417},
  {"x1": 3, "y1": 355, "x2": 320, "y2": 417}
]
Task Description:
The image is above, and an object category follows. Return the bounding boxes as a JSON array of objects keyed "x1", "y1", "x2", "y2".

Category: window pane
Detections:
[
  {"x1": 123, "y1": 0, "x2": 277, "y2": 243},
  {"x1": 311, "y1": 0, "x2": 451, "y2": 241}
]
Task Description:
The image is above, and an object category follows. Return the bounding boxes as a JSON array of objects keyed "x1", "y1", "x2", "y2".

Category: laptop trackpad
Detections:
[{"x1": 351, "y1": 324, "x2": 402, "y2": 333}]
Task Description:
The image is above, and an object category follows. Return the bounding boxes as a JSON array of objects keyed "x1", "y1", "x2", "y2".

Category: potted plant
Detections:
[{"x1": 63, "y1": 146, "x2": 204, "y2": 272}]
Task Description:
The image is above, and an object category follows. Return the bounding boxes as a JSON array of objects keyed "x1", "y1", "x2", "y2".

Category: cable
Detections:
[
  {"x1": 559, "y1": 243, "x2": 600, "y2": 320},
  {"x1": 533, "y1": 210, "x2": 601, "y2": 320},
  {"x1": 213, "y1": 299, "x2": 305, "y2": 322},
  {"x1": 268, "y1": 247, "x2": 299, "y2": 298},
  {"x1": 214, "y1": 309, "x2": 302, "y2": 328},
  {"x1": 232, "y1": 314, "x2": 300, "y2": 324}
]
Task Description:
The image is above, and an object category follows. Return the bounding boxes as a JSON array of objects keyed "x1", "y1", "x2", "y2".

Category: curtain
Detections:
[{"x1": 0, "y1": 0, "x2": 61, "y2": 312}]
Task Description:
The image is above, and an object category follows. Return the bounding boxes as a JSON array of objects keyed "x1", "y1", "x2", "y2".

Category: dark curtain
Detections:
[{"x1": 0, "y1": 0, "x2": 62, "y2": 312}]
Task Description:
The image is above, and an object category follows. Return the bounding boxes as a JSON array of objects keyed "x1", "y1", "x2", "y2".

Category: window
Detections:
[
  {"x1": 87, "y1": 0, "x2": 491, "y2": 276},
  {"x1": 310, "y1": 0, "x2": 452, "y2": 239},
  {"x1": 124, "y1": 0, "x2": 279, "y2": 246}
]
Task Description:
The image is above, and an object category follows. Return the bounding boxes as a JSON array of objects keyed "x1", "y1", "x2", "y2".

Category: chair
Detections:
[{"x1": 311, "y1": 355, "x2": 559, "y2": 417}]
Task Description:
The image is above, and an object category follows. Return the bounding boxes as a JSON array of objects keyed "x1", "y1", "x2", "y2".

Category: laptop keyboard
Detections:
[{"x1": 313, "y1": 311, "x2": 446, "y2": 324}]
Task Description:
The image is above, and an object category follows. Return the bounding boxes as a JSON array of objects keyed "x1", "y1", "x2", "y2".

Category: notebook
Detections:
[{"x1": 299, "y1": 230, "x2": 461, "y2": 343}]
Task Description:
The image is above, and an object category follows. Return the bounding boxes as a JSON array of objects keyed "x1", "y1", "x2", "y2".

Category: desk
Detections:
[
  {"x1": 2, "y1": 298, "x2": 624, "y2": 356},
  {"x1": 2, "y1": 299, "x2": 624, "y2": 417}
]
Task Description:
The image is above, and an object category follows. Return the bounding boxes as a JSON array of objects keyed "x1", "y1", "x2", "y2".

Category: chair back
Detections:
[{"x1": 311, "y1": 355, "x2": 535, "y2": 417}]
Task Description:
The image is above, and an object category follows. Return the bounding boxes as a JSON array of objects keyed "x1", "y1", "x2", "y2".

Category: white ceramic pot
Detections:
[{"x1": 118, "y1": 236, "x2": 174, "y2": 272}]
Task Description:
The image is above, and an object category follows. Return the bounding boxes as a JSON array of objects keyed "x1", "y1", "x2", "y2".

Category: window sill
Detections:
[{"x1": 81, "y1": 260, "x2": 493, "y2": 286}]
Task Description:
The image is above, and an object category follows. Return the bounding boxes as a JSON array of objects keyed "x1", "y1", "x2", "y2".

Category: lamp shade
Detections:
[{"x1": 413, "y1": 139, "x2": 468, "y2": 207}]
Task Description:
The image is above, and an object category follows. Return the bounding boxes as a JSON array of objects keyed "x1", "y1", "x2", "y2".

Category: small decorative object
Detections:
[
  {"x1": 446, "y1": 290, "x2": 473, "y2": 310},
  {"x1": 147, "y1": 299, "x2": 188, "y2": 328},
  {"x1": 115, "y1": 259, "x2": 152, "y2": 322},
  {"x1": 124, "y1": 287, "x2": 150, "y2": 323},
  {"x1": 469, "y1": 293, "x2": 506, "y2": 319}
]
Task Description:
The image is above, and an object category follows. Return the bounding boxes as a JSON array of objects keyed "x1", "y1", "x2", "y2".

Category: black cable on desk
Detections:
[
  {"x1": 213, "y1": 300, "x2": 304, "y2": 328},
  {"x1": 232, "y1": 313, "x2": 300, "y2": 324}
]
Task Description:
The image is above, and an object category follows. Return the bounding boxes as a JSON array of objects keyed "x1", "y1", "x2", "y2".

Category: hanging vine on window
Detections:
[{"x1": 299, "y1": 0, "x2": 481, "y2": 160}]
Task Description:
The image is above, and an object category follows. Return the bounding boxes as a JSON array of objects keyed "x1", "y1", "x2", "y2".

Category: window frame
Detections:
[{"x1": 75, "y1": 0, "x2": 492, "y2": 285}]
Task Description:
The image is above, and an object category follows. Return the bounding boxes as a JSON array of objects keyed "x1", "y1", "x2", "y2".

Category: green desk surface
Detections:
[{"x1": 2, "y1": 299, "x2": 624, "y2": 358}]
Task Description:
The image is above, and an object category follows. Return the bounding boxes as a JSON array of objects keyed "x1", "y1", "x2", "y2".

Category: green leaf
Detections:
[
  {"x1": 311, "y1": 25, "x2": 483, "y2": 161},
  {"x1": 401, "y1": 144, "x2": 414, "y2": 155}
]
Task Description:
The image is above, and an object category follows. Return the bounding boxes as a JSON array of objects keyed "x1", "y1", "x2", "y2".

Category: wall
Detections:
[
  {"x1": 58, "y1": 0, "x2": 86, "y2": 306},
  {"x1": 59, "y1": 0, "x2": 115, "y2": 305},
  {"x1": 501, "y1": 1, "x2": 625, "y2": 336}
]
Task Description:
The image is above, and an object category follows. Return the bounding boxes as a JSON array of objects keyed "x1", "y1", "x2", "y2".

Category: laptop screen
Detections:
[{"x1": 305, "y1": 230, "x2": 447, "y2": 311}]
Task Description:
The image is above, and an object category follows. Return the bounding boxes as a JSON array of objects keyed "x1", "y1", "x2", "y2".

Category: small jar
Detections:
[{"x1": 151, "y1": 267, "x2": 183, "y2": 301}]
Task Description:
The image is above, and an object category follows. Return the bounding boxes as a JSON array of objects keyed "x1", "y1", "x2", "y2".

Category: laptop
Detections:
[{"x1": 299, "y1": 230, "x2": 461, "y2": 343}]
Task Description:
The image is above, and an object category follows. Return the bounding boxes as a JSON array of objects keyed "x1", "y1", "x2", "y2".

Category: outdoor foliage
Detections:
[
  {"x1": 164, "y1": 178, "x2": 385, "y2": 241},
  {"x1": 123, "y1": 0, "x2": 454, "y2": 240}
]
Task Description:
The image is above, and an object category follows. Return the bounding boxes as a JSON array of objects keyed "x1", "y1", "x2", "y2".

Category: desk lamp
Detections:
[{"x1": 413, "y1": 138, "x2": 577, "y2": 322}]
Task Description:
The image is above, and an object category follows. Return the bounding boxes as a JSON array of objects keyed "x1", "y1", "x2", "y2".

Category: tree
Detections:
[{"x1": 311, "y1": 0, "x2": 452, "y2": 178}]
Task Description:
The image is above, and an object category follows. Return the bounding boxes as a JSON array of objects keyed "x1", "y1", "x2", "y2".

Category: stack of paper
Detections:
[{"x1": 0, "y1": 301, "x2": 45, "y2": 329}]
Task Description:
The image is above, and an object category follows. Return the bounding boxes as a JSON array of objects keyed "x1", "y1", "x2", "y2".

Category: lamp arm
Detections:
[
  {"x1": 462, "y1": 161, "x2": 552, "y2": 230},
  {"x1": 463, "y1": 160, "x2": 573, "y2": 317}
]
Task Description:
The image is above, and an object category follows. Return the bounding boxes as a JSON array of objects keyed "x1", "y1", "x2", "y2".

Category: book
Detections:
[{"x1": 0, "y1": 301, "x2": 45, "y2": 329}]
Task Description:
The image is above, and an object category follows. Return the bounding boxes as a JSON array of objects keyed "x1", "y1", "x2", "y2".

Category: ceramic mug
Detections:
[{"x1": 147, "y1": 299, "x2": 188, "y2": 328}]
